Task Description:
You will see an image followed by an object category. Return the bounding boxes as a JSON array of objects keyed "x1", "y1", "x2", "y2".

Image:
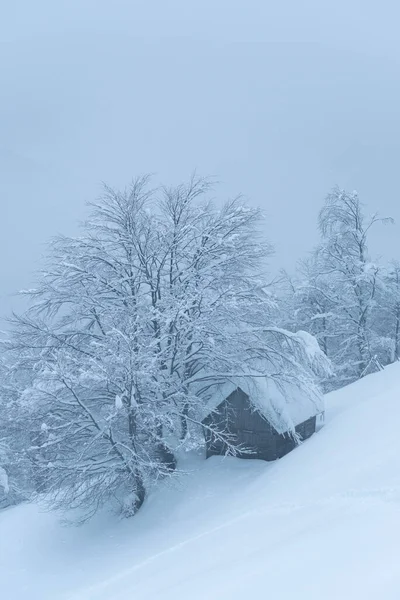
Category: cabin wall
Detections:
[
  {"x1": 204, "y1": 389, "x2": 278, "y2": 461},
  {"x1": 203, "y1": 388, "x2": 317, "y2": 462},
  {"x1": 235, "y1": 429, "x2": 278, "y2": 461},
  {"x1": 274, "y1": 415, "x2": 317, "y2": 459}
]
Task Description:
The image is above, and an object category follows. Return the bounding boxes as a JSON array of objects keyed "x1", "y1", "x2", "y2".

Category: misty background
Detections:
[{"x1": 1, "y1": 0, "x2": 400, "y2": 319}]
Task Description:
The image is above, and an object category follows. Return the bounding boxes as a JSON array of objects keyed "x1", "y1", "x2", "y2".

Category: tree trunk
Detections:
[
  {"x1": 180, "y1": 403, "x2": 190, "y2": 440},
  {"x1": 155, "y1": 423, "x2": 176, "y2": 472},
  {"x1": 133, "y1": 470, "x2": 146, "y2": 513}
]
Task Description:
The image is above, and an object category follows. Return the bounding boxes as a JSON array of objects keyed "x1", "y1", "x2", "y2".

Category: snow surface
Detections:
[{"x1": 2, "y1": 364, "x2": 400, "y2": 599}]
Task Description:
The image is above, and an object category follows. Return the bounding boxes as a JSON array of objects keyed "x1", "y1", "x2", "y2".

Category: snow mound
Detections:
[{"x1": 2, "y1": 363, "x2": 400, "y2": 599}]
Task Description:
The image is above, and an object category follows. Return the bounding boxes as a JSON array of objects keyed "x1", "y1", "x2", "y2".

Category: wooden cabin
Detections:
[{"x1": 202, "y1": 384, "x2": 324, "y2": 462}]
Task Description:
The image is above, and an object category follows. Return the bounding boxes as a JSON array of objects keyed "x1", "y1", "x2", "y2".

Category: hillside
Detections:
[{"x1": 1, "y1": 364, "x2": 400, "y2": 600}]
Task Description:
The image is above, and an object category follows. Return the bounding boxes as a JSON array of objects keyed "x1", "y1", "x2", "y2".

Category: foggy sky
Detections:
[{"x1": 2, "y1": 0, "x2": 400, "y2": 319}]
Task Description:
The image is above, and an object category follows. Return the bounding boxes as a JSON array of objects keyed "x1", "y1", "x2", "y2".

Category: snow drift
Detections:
[{"x1": 1, "y1": 363, "x2": 400, "y2": 600}]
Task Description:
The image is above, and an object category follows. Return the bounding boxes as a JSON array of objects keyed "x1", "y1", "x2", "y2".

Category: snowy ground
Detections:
[{"x1": 2, "y1": 365, "x2": 400, "y2": 600}]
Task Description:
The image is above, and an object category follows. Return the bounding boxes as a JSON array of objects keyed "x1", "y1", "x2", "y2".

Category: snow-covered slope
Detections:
[{"x1": 2, "y1": 364, "x2": 400, "y2": 600}]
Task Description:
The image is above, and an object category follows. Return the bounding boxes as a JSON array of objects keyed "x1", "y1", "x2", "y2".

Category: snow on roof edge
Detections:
[{"x1": 201, "y1": 376, "x2": 324, "y2": 434}]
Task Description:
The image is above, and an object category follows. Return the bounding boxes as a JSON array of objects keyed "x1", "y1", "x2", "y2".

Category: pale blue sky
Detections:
[{"x1": 2, "y1": 0, "x2": 400, "y2": 317}]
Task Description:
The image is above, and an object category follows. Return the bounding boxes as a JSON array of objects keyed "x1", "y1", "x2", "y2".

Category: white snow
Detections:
[
  {"x1": 2, "y1": 363, "x2": 400, "y2": 599},
  {"x1": 114, "y1": 395, "x2": 123, "y2": 411}
]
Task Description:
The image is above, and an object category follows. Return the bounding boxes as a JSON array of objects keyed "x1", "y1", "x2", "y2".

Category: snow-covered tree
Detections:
[
  {"x1": 317, "y1": 187, "x2": 392, "y2": 380},
  {"x1": 6, "y1": 175, "x2": 329, "y2": 520},
  {"x1": 0, "y1": 441, "x2": 10, "y2": 504},
  {"x1": 280, "y1": 252, "x2": 336, "y2": 358},
  {"x1": 278, "y1": 252, "x2": 340, "y2": 390},
  {"x1": 278, "y1": 187, "x2": 394, "y2": 389},
  {"x1": 371, "y1": 262, "x2": 400, "y2": 364},
  {"x1": 0, "y1": 359, "x2": 33, "y2": 507}
]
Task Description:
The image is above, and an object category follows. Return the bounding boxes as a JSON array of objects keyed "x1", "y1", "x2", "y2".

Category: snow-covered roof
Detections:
[{"x1": 201, "y1": 376, "x2": 324, "y2": 435}]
